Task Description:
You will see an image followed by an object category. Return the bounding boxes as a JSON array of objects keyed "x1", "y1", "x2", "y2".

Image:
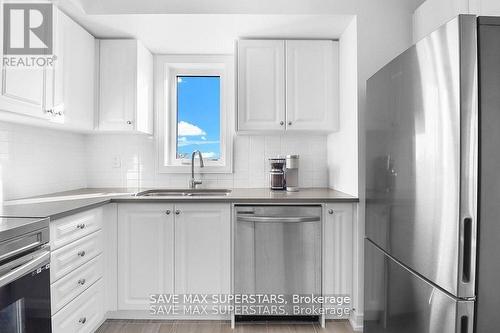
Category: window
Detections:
[
  {"x1": 157, "y1": 55, "x2": 234, "y2": 173},
  {"x1": 176, "y1": 76, "x2": 221, "y2": 161}
]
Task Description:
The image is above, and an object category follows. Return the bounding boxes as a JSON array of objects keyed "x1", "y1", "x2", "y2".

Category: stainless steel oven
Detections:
[
  {"x1": 0, "y1": 217, "x2": 51, "y2": 333},
  {"x1": 234, "y1": 205, "x2": 321, "y2": 318}
]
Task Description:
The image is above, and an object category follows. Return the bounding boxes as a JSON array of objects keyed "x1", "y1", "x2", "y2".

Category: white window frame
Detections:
[{"x1": 155, "y1": 55, "x2": 234, "y2": 173}]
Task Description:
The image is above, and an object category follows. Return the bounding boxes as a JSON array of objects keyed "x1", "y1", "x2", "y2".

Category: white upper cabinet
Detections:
[
  {"x1": 52, "y1": 9, "x2": 95, "y2": 131},
  {"x1": 98, "y1": 40, "x2": 153, "y2": 134},
  {"x1": 0, "y1": 4, "x2": 53, "y2": 121},
  {"x1": 237, "y1": 39, "x2": 339, "y2": 133},
  {"x1": 0, "y1": 6, "x2": 95, "y2": 130},
  {"x1": 237, "y1": 40, "x2": 286, "y2": 131},
  {"x1": 286, "y1": 40, "x2": 339, "y2": 132}
]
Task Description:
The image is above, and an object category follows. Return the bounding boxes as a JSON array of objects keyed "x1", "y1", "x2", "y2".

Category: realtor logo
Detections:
[{"x1": 3, "y1": 3, "x2": 53, "y2": 55}]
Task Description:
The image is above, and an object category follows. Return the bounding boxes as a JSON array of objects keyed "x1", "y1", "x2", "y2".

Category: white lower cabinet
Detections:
[
  {"x1": 117, "y1": 203, "x2": 231, "y2": 313},
  {"x1": 50, "y1": 207, "x2": 105, "y2": 333},
  {"x1": 51, "y1": 255, "x2": 103, "y2": 315},
  {"x1": 174, "y1": 204, "x2": 231, "y2": 295},
  {"x1": 52, "y1": 279, "x2": 104, "y2": 333},
  {"x1": 323, "y1": 203, "x2": 354, "y2": 319},
  {"x1": 117, "y1": 204, "x2": 175, "y2": 310}
]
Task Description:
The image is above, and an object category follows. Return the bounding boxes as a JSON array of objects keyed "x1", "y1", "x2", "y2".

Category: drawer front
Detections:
[
  {"x1": 50, "y1": 207, "x2": 103, "y2": 250},
  {"x1": 52, "y1": 279, "x2": 104, "y2": 333},
  {"x1": 51, "y1": 254, "x2": 103, "y2": 315},
  {"x1": 51, "y1": 231, "x2": 103, "y2": 283}
]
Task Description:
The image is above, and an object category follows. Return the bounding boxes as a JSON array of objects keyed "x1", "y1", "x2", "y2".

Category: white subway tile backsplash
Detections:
[
  {"x1": 0, "y1": 118, "x2": 330, "y2": 200},
  {"x1": 85, "y1": 134, "x2": 329, "y2": 189},
  {"x1": 0, "y1": 121, "x2": 87, "y2": 200}
]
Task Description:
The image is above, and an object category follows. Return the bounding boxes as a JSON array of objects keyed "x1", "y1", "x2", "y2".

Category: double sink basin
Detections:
[{"x1": 135, "y1": 189, "x2": 232, "y2": 197}]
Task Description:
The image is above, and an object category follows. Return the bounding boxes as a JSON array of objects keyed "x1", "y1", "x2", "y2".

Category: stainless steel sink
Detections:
[{"x1": 135, "y1": 189, "x2": 232, "y2": 197}]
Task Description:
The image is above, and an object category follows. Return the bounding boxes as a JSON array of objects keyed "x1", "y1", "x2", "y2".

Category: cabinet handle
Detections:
[
  {"x1": 126, "y1": 120, "x2": 132, "y2": 125},
  {"x1": 76, "y1": 223, "x2": 86, "y2": 229},
  {"x1": 280, "y1": 121, "x2": 284, "y2": 126},
  {"x1": 77, "y1": 250, "x2": 86, "y2": 257},
  {"x1": 78, "y1": 278, "x2": 86, "y2": 285},
  {"x1": 288, "y1": 121, "x2": 292, "y2": 126},
  {"x1": 328, "y1": 209, "x2": 334, "y2": 215},
  {"x1": 175, "y1": 210, "x2": 181, "y2": 215},
  {"x1": 45, "y1": 109, "x2": 54, "y2": 115},
  {"x1": 165, "y1": 210, "x2": 171, "y2": 215},
  {"x1": 79, "y1": 317, "x2": 87, "y2": 324}
]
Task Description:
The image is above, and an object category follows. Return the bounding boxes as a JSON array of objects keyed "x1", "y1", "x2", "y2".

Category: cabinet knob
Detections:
[
  {"x1": 76, "y1": 223, "x2": 86, "y2": 229},
  {"x1": 126, "y1": 120, "x2": 132, "y2": 125},
  {"x1": 165, "y1": 210, "x2": 171, "y2": 215},
  {"x1": 45, "y1": 109, "x2": 54, "y2": 115},
  {"x1": 288, "y1": 121, "x2": 292, "y2": 126},
  {"x1": 79, "y1": 317, "x2": 87, "y2": 324},
  {"x1": 280, "y1": 121, "x2": 284, "y2": 126},
  {"x1": 175, "y1": 210, "x2": 181, "y2": 215},
  {"x1": 77, "y1": 250, "x2": 86, "y2": 257},
  {"x1": 78, "y1": 278, "x2": 86, "y2": 285},
  {"x1": 328, "y1": 209, "x2": 334, "y2": 215}
]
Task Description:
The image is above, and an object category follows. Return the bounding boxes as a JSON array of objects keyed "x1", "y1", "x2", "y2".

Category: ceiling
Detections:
[{"x1": 57, "y1": 1, "x2": 354, "y2": 54}]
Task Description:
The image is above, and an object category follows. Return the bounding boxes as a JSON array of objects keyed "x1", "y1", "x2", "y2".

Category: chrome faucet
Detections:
[{"x1": 190, "y1": 150, "x2": 205, "y2": 189}]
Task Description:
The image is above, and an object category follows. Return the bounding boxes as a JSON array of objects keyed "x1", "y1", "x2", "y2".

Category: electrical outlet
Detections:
[{"x1": 112, "y1": 156, "x2": 121, "y2": 168}]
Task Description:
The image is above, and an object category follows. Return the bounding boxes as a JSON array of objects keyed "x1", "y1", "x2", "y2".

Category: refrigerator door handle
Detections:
[
  {"x1": 456, "y1": 300, "x2": 474, "y2": 333},
  {"x1": 461, "y1": 217, "x2": 473, "y2": 283}
]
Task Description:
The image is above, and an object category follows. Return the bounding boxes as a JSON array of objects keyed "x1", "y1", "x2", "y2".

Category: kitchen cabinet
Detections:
[
  {"x1": 116, "y1": 203, "x2": 231, "y2": 312},
  {"x1": 174, "y1": 203, "x2": 231, "y2": 295},
  {"x1": 98, "y1": 40, "x2": 153, "y2": 134},
  {"x1": 323, "y1": 203, "x2": 354, "y2": 319},
  {"x1": 52, "y1": 9, "x2": 95, "y2": 131},
  {"x1": 237, "y1": 40, "x2": 285, "y2": 131},
  {"x1": 0, "y1": 7, "x2": 95, "y2": 130},
  {"x1": 117, "y1": 204, "x2": 174, "y2": 310},
  {"x1": 237, "y1": 39, "x2": 338, "y2": 133},
  {"x1": 286, "y1": 40, "x2": 338, "y2": 131}
]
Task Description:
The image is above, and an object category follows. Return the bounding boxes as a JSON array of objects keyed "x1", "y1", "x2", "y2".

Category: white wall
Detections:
[
  {"x1": 413, "y1": 0, "x2": 500, "y2": 43},
  {"x1": 328, "y1": 18, "x2": 358, "y2": 196},
  {"x1": 0, "y1": 121, "x2": 87, "y2": 200},
  {"x1": 85, "y1": 134, "x2": 328, "y2": 189},
  {"x1": 413, "y1": 0, "x2": 469, "y2": 42}
]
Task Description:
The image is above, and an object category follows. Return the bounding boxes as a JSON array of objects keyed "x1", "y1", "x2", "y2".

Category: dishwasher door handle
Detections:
[{"x1": 236, "y1": 215, "x2": 320, "y2": 223}]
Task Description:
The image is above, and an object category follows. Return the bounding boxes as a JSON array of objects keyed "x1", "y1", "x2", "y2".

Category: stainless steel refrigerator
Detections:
[{"x1": 364, "y1": 15, "x2": 500, "y2": 333}]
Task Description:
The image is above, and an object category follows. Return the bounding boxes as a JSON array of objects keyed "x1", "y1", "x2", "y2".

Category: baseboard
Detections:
[
  {"x1": 105, "y1": 310, "x2": 229, "y2": 321},
  {"x1": 349, "y1": 312, "x2": 363, "y2": 332}
]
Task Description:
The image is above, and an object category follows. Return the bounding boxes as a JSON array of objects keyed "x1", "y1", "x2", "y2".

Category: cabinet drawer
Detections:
[
  {"x1": 52, "y1": 279, "x2": 104, "y2": 333},
  {"x1": 51, "y1": 231, "x2": 103, "y2": 283},
  {"x1": 50, "y1": 207, "x2": 103, "y2": 250},
  {"x1": 51, "y1": 254, "x2": 103, "y2": 315}
]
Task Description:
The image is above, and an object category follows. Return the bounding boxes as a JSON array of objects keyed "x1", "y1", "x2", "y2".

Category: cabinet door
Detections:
[
  {"x1": 323, "y1": 203, "x2": 353, "y2": 319},
  {"x1": 99, "y1": 40, "x2": 137, "y2": 131},
  {"x1": 286, "y1": 40, "x2": 339, "y2": 131},
  {"x1": 117, "y1": 204, "x2": 174, "y2": 310},
  {"x1": 53, "y1": 9, "x2": 95, "y2": 130},
  {"x1": 174, "y1": 203, "x2": 231, "y2": 295},
  {"x1": 237, "y1": 40, "x2": 285, "y2": 131}
]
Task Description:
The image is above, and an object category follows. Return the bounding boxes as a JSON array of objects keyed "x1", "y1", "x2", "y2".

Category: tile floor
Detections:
[{"x1": 96, "y1": 320, "x2": 356, "y2": 333}]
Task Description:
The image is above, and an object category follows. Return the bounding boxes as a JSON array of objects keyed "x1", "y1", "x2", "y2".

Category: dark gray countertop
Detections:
[{"x1": 0, "y1": 188, "x2": 358, "y2": 220}]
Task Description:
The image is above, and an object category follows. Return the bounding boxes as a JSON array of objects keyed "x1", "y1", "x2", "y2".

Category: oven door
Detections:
[{"x1": 0, "y1": 248, "x2": 51, "y2": 333}]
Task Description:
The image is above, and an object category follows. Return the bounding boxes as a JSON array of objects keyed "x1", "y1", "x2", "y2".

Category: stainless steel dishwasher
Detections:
[{"x1": 234, "y1": 205, "x2": 321, "y2": 318}]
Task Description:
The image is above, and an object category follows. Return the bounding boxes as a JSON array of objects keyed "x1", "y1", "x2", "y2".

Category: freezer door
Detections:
[
  {"x1": 364, "y1": 240, "x2": 474, "y2": 333},
  {"x1": 365, "y1": 15, "x2": 477, "y2": 298}
]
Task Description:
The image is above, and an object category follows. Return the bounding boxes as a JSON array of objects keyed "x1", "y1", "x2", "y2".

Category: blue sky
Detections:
[{"x1": 176, "y1": 76, "x2": 220, "y2": 160}]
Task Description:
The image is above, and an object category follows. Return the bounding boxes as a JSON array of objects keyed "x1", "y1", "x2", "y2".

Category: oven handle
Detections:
[
  {"x1": 236, "y1": 215, "x2": 320, "y2": 223},
  {"x1": 0, "y1": 249, "x2": 50, "y2": 288}
]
